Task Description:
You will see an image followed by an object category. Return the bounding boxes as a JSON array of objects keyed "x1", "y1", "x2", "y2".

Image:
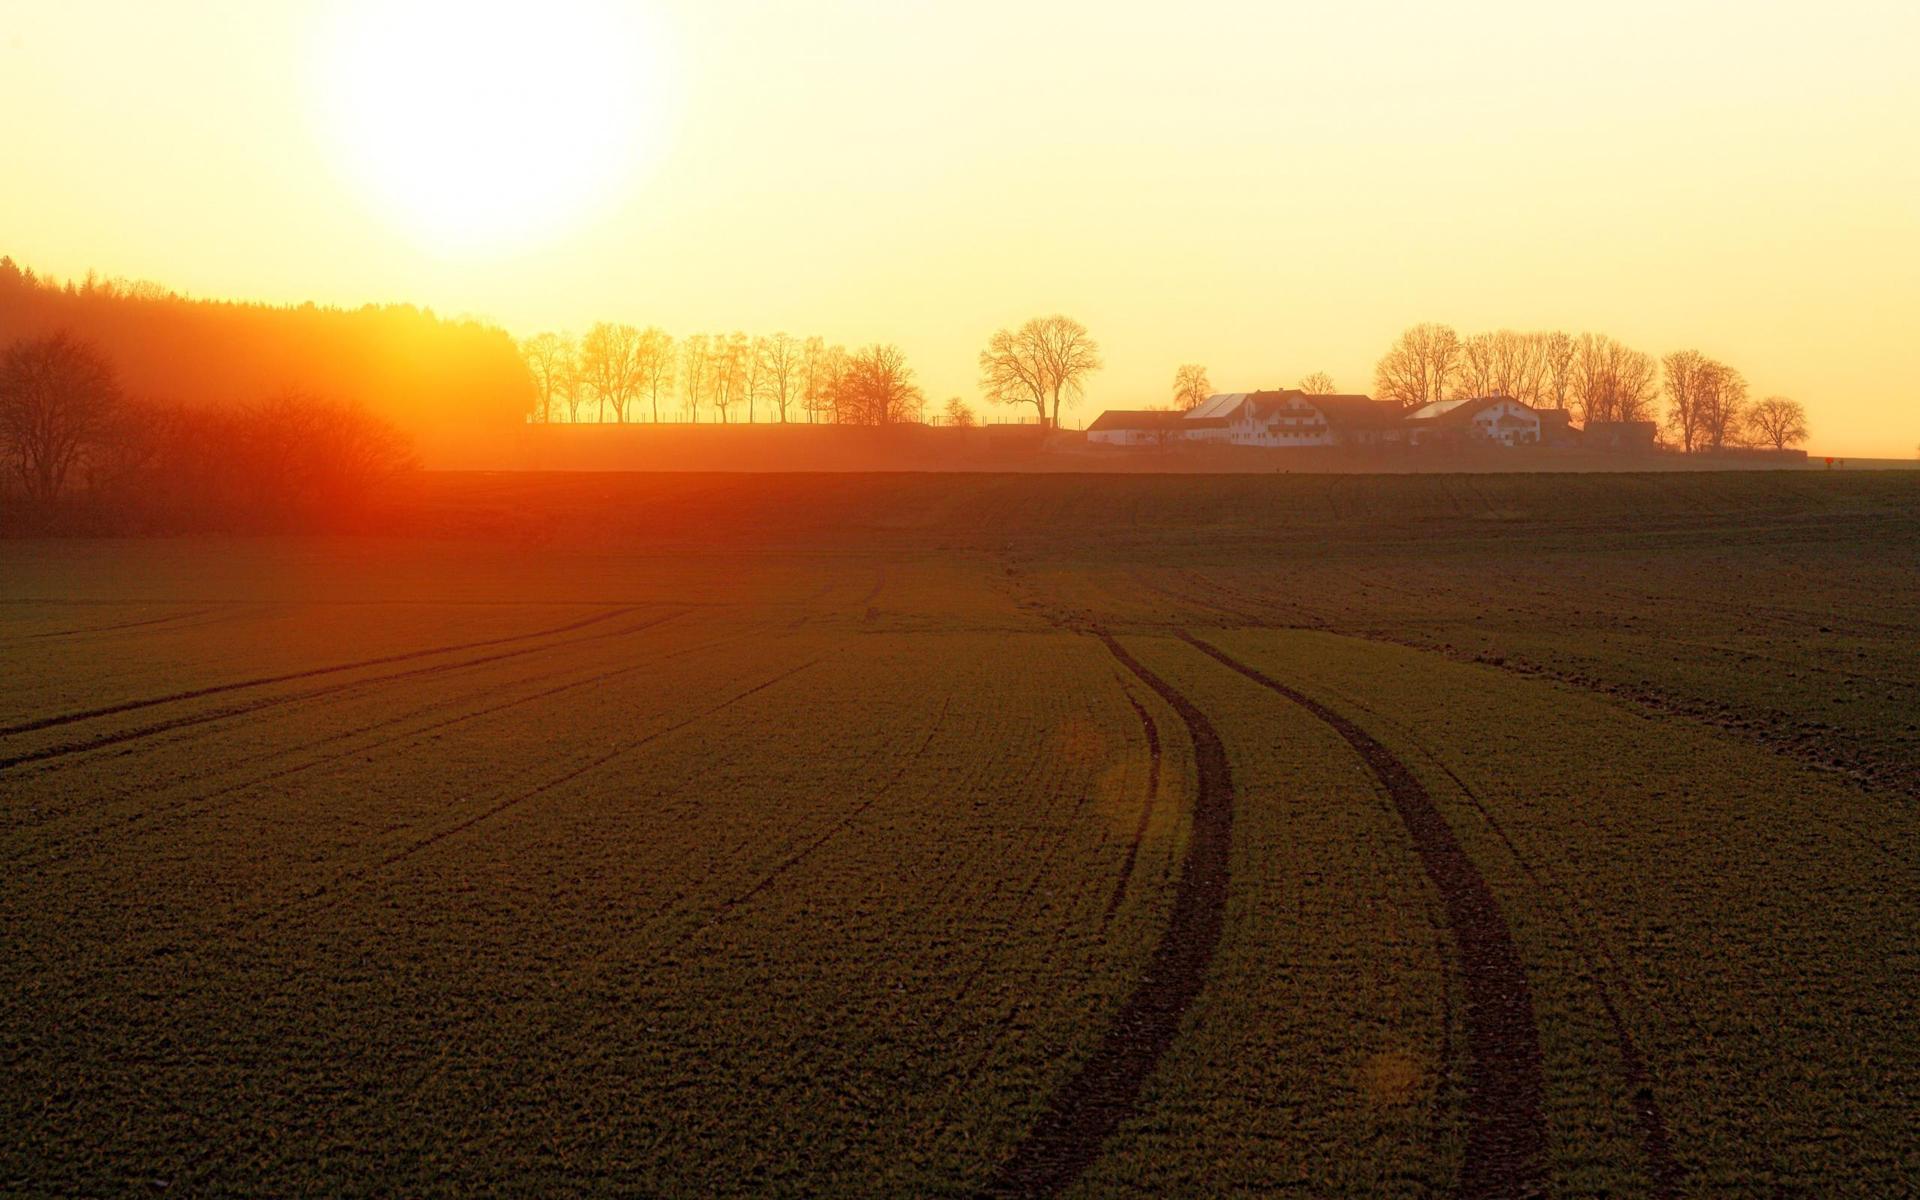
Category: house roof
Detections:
[
  {"x1": 1087, "y1": 409, "x2": 1189, "y2": 432},
  {"x1": 1404, "y1": 394, "x2": 1538, "y2": 425},
  {"x1": 1184, "y1": 392, "x2": 1249, "y2": 421},
  {"x1": 1245, "y1": 390, "x2": 1400, "y2": 428}
]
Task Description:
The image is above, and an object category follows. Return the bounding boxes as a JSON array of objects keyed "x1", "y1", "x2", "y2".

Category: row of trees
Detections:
[
  {"x1": 521, "y1": 327, "x2": 932, "y2": 427},
  {"x1": 525, "y1": 313, "x2": 1105, "y2": 430},
  {"x1": 1, "y1": 332, "x2": 414, "y2": 528},
  {"x1": 1372, "y1": 323, "x2": 1810, "y2": 449}
]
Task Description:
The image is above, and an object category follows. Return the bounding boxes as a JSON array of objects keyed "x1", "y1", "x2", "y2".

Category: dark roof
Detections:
[
  {"x1": 1087, "y1": 409, "x2": 1188, "y2": 432},
  {"x1": 1246, "y1": 390, "x2": 1400, "y2": 428}
]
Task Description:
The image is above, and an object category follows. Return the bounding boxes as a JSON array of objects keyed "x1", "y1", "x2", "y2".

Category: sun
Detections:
[{"x1": 314, "y1": 0, "x2": 667, "y2": 252}]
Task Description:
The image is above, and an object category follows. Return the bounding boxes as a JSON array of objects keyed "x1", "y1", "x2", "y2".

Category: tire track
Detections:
[
  {"x1": 1180, "y1": 632, "x2": 1546, "y2": 1200},
  {"x1": 0, "y1": 611, "x2": 682, "y2": 773},
  {"x1": 1100, "y1": 682, "x2": 1161, "y2": 926},
  {"x1": 0, "y1": 605, "x2": 643, "y2": 738},
  {"x1": 980, "y1": 632, "x2": 1233, "y2": 1198}
]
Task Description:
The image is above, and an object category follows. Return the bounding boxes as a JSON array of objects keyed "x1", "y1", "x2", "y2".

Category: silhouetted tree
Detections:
[
  {"x1": 944, "y1": 396, "x2": 976, "y2": 428},
  {"x1": 1172, "y1": 364, "x2": 1211, "y2": 410},
  {"x1": 680, "y1": 334, "x2": 713, "y2": 423},
  {"x1": 1540, "y1": 332, "x2": 1576, "y2": 410},
  {"x1": 1746, "y1": 396, "x2": 1809, "y2": 449},
  {"x1": 1374, "y1": 323, "x2": 1461, "y2": 409},
  {"x1": 520, "y1": 332, "x2": 575, "y2": 423},
  {"x1": 834, "y1": 344, "x2": 922, "y2": 425},
  {"x1": 0, "y1": 332, "x2": 121, "y2": 504},
  {"x1": 637, "y1": 327, "x2": 674, "y2": 423},
  {"x1": 579, "y1": 322, "x2": 644, "y2": 422},
  {"x1": 1575, "y1": 334, "x2": 1658, "y2": 425},
  {"x1": 1297, "y1": 371, "x2": 1337, "y2": 394},
  {"x1": 980, "y1": 315, "x2": 1100, "y2": 427},
  {"x1": 760, "y1": 333, "x2": 801, "y2": 422}
]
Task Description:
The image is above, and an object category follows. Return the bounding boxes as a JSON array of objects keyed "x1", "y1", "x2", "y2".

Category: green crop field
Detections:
[{"x1": 3, "y1": 471, "x2": 1916, "y2": 1197}]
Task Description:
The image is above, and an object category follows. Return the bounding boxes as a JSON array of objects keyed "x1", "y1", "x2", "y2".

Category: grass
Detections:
[{"x1": 2, "y1": 470, "x2": 1915, "y2": 1195}]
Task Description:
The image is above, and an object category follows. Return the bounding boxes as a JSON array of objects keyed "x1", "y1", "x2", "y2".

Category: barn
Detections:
[{"x1": 1401, "y1": 395, "x2": 1543, "y2": 447}]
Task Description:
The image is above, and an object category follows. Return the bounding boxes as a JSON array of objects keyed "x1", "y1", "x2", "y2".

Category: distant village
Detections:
[{"x1": 1085, "y1": 390, "x2": 1781, "y2": 457}]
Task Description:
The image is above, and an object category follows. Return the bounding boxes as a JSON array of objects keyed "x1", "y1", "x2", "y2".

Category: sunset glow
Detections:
[
  {"x1": 312, "y1": 0, "x2": 668, "y2": 250},
  {"x1": 1, "y1": 1, "x2": 1916, "y2": 454}
]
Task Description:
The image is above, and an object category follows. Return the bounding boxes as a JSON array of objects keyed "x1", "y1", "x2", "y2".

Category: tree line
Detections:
[
  {"x1": 1, "y1": 330, "x2": 414, "y2": 530},
  {"x1": 527, "y1": 312, "x2": 1107, "y2": 430},
  {"x1": 1370, "y1": 323, "x2": 1809, "y2": 449},
  {"x1": 521, "y1": 327, "x2": 933, "y2": 427}
]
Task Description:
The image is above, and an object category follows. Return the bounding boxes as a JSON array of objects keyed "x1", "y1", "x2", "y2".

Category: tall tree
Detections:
[
  {"x1": 0, "y1": 332, "x2": 121, "y2": 504},
  {"x1": 1373, "y1": 323, "x2": 1461, "y2": 409},
  {"x1": 834, "y1": 344, "x2": 922, "y2": 425},
  {"x1": 1172, "y1": 363, "x2": 1211, "y2": 410},
  {"x1": 1662, "y1": 349, "x2": 1712, "y2": 451},
  {"x1": 680, "y1": 334, "x2": 713, "y2": 423},
  {"x1": 636, "y1": 327, "x2": 674, "y2": 423},
  {"x1": 980, "y1": 315, "x2": 1100, "y2": 428},
  {"x1": 1747, "y1": 396, "x2": 1809, "y2": 449},
  {"x1": 760, "y1": 333, "x2": 802, "y2": 423},
  {"x1": 712, "y1": 333, "x2": 749, "y2": 423},
  {"x1": 943, "y1": 396, "x2": 976, "y2": 428},
  {"x1": 1297, "y1": 371, "x2": 1337, "y2": 394},
  {"x1": 1540, "y1": 332, "x2": 1576, "y2": 410},
  {"x1": 1575, "y1": 334, "x2": 1659, "y2": 425},
  {"x1": 520, "y1": 332, "x2": 574, "y2": 423},
  {"x1": 1456, "y1": 332, "x2": 1497, "y2": 398},
  {"x1": 1698, "y1": 362, "x2": 1747, "y2": 450},
  {"x1": 578, "y1": 322, "x2": 644, "y2": 423}
]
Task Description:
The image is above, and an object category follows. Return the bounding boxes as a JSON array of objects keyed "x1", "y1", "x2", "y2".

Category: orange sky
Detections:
[{"x1": 3, "y1": 0, "x2": 1917, "y2": 456}]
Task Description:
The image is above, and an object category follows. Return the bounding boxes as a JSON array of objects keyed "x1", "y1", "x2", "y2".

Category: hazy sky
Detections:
[{"x1": 3, "y1": 0, "x2": 1917, "y2": 454}]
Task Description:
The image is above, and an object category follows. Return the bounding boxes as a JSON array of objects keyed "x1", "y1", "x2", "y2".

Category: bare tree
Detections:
[
  {"x1": 834, "y1": 344, "x2": 922, "y2": 425},
  {"x1": 578, "y1": 322, "x2": 644, "y2": 423},
  {"x1": 1662, "y1": 349, "x2": 1713, "y2": 451},
  {"x1": 1172, "y1": 363, "x2": 1212, "y2": 410},
  {"x1": 1747, "y1": 396, "x2": 1809, "y2": 449},
  {"x1": 1455, "y1": 332, "x2": 1496, "y2": 398},
  {"x1": 943, "y1": 396, "x2": 976, "y2": 428},
  {"x1": 760, "y1": 333, "x2": 802, "y2": 423},
  {"x1": 980, "y1": 315, "x2": 1101, "y2": 428},
  {"x1": 1575, "y1": 334, "x2": 1659, "y2": 425},
  {"x1": 743, "y1": 335, "x2": 767, "y2": 423},
  {"x1": 0, "y1": 332, "x2": 122, "y2": 504},
  {"x1": 1298, "y1": 371, "x2": 1337, "y2": 394},
  {"x1": 1540, "y1": 332, "x2": 1576, "y2": 410},
  {"x1": 1489, "y1": 330, "x2": 1548, "y2": 405},
  {"x1": 712, "y1": 333, "x2": 749, "y2": 423},
  {"x1": 635, "y1": 327, "x2": 674, "y2": 423},
  {"x1": 1373, "y1": 323, "x2": 1461, "y2": 409},
  {"x1": 680, "y1": 334, "x2": 712, "y2": 423},
  {"x1": 1035, "y1": 315, "x2": 1101, "y2": 427},
  {"x1": 520, "y1": 332, "x2": 575, "y2": 423},
  {"x1": 1698, "y1": 361, "x2": 1747, "y2": 451}
]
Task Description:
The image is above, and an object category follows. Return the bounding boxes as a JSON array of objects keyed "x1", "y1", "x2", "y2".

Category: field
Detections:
[{"x1": 3, "y1": 471, "x2": 1916, "y2": 1196}]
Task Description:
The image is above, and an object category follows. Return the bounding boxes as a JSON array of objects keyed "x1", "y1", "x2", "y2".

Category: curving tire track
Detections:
[
  {"x1": 980, "y1": 632, "x2": 1233, "y2": 1198},
  {"x1": 1100, "y1": 682, "x2": 1162, "y2": 927},
  {"x1": 1180, "y1": 632, "x2": 1546, "y2": 1200}
]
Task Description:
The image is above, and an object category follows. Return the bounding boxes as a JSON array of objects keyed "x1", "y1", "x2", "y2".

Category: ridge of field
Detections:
[{"x1": 2, "y1": 470, "x2": 1914, "y2": 1195}]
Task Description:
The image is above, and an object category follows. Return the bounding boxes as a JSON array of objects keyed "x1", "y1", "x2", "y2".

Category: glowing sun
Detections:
[{"x1": 315, "y1": 0, "x2": 667, "y2": 251}]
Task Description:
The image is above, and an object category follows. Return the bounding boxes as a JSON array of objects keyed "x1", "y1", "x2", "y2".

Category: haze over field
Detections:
[{"x1": 3, "y1": 0, "x2": 1917, "y2": 456}]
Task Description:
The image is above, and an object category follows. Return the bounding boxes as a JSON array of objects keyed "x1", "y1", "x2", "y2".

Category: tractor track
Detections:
[
  {"x1": 1101, "y1": 681, "x2": 1162, "y2": 926},
  {"x1": 4, "y1": 622, "x2": 770, "y2": 871},
  {"x1": 0, "y1": 610, "x2": 681, "y2": 773},
  {"x1": 0, "y1": 605, "x2": 645, "y2": 738},
  {"x1": 979, "y1": 631, "x2": 1233, "y2": 1198},
  {"x1": 1180, "y1": 632, "x2": 1546, "y2": 1200}
]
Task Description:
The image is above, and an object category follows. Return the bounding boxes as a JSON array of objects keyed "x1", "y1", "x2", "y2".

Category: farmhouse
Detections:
[
  {"x1": 1401, "y1": 395, "x2": 1542, "y2": 447},
  {"x1": 1232, "y1": 391, "x2": 1401, "y2": 447},
  {"x1": 1087, "y1": 410, "x2": 1202, "y2": 446}
]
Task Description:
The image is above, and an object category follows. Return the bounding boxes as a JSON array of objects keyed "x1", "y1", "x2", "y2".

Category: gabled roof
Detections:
[
  {"x1": 1404, "y1": 394, "x2": 1537, "y2": 425},
  {"x1": 1184, "y1": 393, "x2": 1249, "y2": 421},
  {"x1": 1087, "y1": 409, "x2": 1188, "y2": 432},
  {"x1": 1245, "y1": 390, "x2": 1400, "y2": 428}
]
